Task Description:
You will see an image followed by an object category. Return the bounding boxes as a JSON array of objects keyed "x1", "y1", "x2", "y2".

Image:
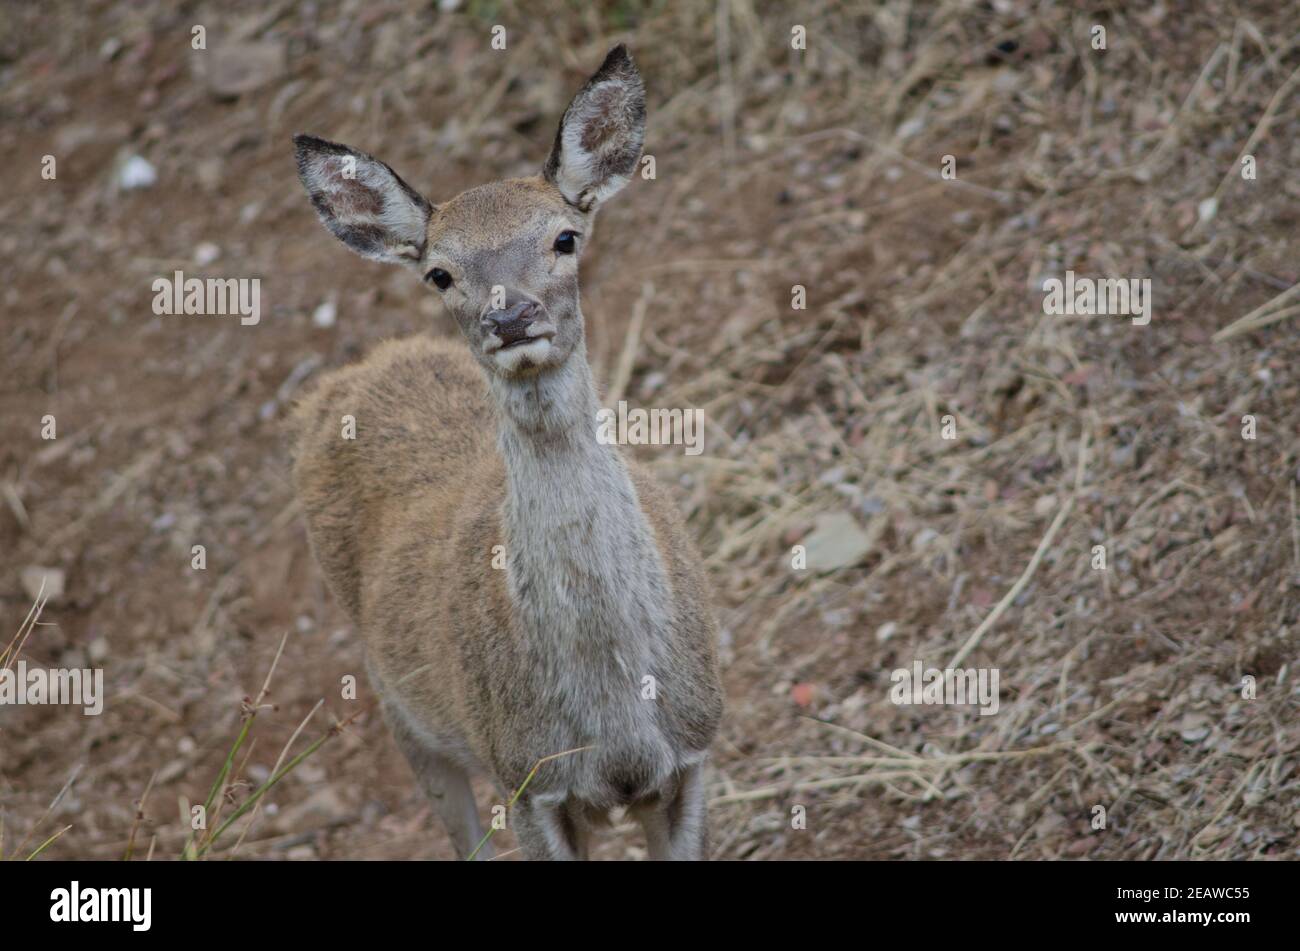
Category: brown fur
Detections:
[{"x1": 289, "y1": 336, "x2": 722, "y2": 794}]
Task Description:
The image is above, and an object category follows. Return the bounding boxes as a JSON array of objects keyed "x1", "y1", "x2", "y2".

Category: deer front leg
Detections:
[
  {"x1": 511, "y1": 795, "x2": 586, "y2": 860},
  {"x1": 636, "y1": 760, "x2": 710, "y2": 860},
  {"x1": 386, "y1": 709, "x2": 493, "y2": 861}
]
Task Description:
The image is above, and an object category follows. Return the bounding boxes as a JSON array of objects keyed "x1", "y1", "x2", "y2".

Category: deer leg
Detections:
[
  {"x1": 567, "y1": 800, "x2": 594, "y2": 860},
  {"x1": 511, "y1": 796, "x2": 585, "y2": 861},
  {"x1": 387, "y1": 711, "x2": 492, "y2": 861},
  {"x1": 636, "y1": 761, "x2": 710, "y2": 861}
]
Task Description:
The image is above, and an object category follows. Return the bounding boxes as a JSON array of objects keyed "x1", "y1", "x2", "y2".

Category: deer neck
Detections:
[{"x1": 489, "y1": 350, "x2": 673, "y2": 660}]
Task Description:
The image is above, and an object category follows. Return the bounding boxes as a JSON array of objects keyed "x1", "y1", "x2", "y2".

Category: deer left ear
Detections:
[{"x1": 543, "y1": 45, "x2": 646, "y2": 212}]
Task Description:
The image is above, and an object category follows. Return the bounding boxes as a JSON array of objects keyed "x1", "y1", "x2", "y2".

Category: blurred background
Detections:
[{"x1": 1, "y1": 0, "x2": 1297, "y2": 860}]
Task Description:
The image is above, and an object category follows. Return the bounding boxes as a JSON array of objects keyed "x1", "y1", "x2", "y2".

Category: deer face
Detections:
[
  {"x1": 293, "y1": 46, "x2": 645, "y2": 381},
  {"x1": 416, "y1": 179, "x2": 588, "y2": 377}
]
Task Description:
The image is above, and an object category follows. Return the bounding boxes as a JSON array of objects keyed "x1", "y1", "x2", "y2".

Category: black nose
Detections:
[{"x1": 482, "y1": 300, "x2": 539, "y2": 346}]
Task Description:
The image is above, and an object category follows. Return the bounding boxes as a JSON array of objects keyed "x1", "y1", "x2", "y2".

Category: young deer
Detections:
[{"x1": 289, "y1": 46, "x2": 724, "y2": 860}]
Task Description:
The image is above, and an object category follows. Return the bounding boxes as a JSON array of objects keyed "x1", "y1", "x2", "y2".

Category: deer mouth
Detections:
[
  {"x1": 498, "y1": 332, "x2": 554, "y2": 350},
  {"x1": 484, "y1": 321, "x2": 558, "y2": 355}
]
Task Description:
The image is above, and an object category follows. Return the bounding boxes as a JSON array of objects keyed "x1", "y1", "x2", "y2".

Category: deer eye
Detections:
[
  {"x1": 425, "y1": 268, "x2": 452, "y2": 290},
  {"x1": 553, "y1": 231, "x2": 579, "y2": 254}
]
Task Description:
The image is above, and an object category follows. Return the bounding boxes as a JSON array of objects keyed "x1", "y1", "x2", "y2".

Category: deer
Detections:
[{"x1": 288, "y1": 46, "x2": 724, "y2": 861}]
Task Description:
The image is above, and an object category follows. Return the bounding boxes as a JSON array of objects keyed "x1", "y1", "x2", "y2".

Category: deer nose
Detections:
[{"x1": 482, "y1": 300, "x2": 540, "y2": 346}]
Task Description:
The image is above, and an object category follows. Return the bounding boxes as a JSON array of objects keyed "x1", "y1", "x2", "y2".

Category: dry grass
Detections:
[{"x1": 1, "y1": 0, "x2": 1296, "y2": 859}]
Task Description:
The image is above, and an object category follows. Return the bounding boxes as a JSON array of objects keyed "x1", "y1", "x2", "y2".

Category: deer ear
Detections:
[
  {"x1": 293, "y1": 134, "x2": 432, "y2": 266},
  {"x1": 543, "y1": 45, "x2": 646, "y2": 212}
]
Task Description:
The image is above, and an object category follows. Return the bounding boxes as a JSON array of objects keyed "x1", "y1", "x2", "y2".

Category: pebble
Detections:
[{"x1": 117, "y1": 155, "x2": 157, "y2": 190}]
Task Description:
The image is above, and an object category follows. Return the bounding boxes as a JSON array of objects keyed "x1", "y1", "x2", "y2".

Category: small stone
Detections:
[
  {"x1": 21, "y1": 566, "x2": 65, "y2": 602},
  {"x1": 897, "y1": 116, "x2": 925, "y2": 139},
  {"x1": 802, "y1": 512, "x2": 873, "y2": 572},
  {"x1": 1179, "y1": 712, "x2": 1212, "y2": 743},
  {"x1": 312, "y1": 299, "x2": 337, "y2": 328},
  {"x1": 640, "y1": 371, "x2": 666, "y2": 396},
  {"x1": 116, "y1": 155, "x2": 157, "y2": 190}
]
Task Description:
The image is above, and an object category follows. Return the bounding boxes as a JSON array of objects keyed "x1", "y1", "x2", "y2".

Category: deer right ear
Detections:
[
  {"x1": 543, "y1": 45, "x2": 646, "y2": 212},
  {"x1": 293, "y1": 134, "x2": 432, "y2": 267}
]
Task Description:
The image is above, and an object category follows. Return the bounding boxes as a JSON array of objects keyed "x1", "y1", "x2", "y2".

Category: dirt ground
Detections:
[{"x1": 2, "y1": 1, "x2": 1297, "y2": 860}]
